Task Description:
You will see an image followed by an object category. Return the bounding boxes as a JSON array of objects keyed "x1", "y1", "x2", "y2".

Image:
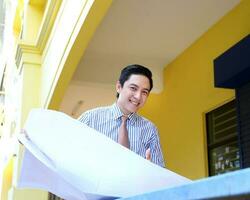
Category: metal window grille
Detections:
[{"x1": 206, "y1": 100, "x2": 240, "y2": 176}]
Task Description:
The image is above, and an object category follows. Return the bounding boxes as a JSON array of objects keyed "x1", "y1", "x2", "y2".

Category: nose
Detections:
[{"x1": 133, "y1": 91, "x2": 142, "y2": 100}]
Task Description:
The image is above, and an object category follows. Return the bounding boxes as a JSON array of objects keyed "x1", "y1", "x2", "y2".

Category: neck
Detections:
[{"x1": 116, "y1": 102, "x2": 132, "y2": 116}]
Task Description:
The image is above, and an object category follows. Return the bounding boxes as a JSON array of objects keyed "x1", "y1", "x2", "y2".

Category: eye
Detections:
[
  {"x1": 142, "y1": 90, "x2": 149, "y2": 96},
  {"x1": 130, "y1": 86, "x2": 137, "y2": 91}
]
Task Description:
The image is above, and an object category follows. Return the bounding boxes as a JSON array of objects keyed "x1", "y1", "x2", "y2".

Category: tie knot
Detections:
[{"x1": 121, "y1": 115, "x2": 128, "y2": 122}]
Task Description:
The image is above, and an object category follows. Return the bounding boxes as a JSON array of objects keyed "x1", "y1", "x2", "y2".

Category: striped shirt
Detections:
[{"x1": 78, "y1": 103, "x2": 165, "y2": 167}]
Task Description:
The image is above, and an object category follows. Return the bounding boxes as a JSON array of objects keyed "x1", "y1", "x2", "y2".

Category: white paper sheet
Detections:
[{"x1": 17, "y1": 109, "x2": 191, "y2": 200}]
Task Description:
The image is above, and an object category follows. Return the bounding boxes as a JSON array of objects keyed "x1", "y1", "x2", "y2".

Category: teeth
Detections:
[
  {"x1": 129, "y1": 99, "x2": 139, "y2": 106},
  {"x1": 131, "y1": 101, "x2": 139, "y2": 105}
]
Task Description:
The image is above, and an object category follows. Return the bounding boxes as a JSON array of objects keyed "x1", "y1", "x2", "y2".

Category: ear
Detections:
[{"x1": 116, "y1": 81, "x2": 122, "y2": 94}]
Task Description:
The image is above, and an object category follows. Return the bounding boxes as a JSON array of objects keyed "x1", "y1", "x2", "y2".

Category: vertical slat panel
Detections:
[{"x1": 236, "y1": 81, "x2": 250, "y2": 168}]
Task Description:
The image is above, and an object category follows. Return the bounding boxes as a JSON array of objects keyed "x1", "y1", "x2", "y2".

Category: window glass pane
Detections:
[
  {"x1": 206, "y1": 100, "x2": 240, "y2": 176},
  {"x1": 209, "y1": 141, "x2": 240, "y2": 176}
]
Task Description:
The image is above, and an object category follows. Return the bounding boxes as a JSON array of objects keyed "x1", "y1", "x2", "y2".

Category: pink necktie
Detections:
[{"x1": 118, "y1": 115, "x2": 130, "y2": 148}]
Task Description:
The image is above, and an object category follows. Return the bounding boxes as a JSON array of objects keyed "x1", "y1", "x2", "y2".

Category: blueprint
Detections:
[{"x1": 17, "y1": 109, "x2": 191, "y2": 200}]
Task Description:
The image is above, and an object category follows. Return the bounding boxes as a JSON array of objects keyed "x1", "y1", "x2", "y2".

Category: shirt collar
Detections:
[{"x1": 111, "y1": 103, "x2": 138, "y2": 124}]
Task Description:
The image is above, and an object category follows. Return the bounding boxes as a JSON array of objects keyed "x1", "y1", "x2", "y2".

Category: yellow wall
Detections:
[
  {"x1": 24, "y1": 4, "x2": 44, "y2": 43},
  {"x1": 1, "y1": 158, "x2": 14, "y2": 200},
  {"x1": 140, "y1": 0, "x2": 250, "y2": 179},
  {"x1": 9, "y1": 188, "x2": 48, "y2": 200},
  {"x1": 13, "y1": 0, "x2": 24, "y2": 37}
]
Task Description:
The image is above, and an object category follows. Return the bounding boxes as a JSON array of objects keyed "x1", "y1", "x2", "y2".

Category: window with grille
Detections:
[{"x1": 206, "y1": 100, "x2": 240, "y2": 176}]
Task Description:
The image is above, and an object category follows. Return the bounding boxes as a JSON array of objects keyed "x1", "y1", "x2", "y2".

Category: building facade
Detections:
[{"x1": 0, "y1": 0, "x2": 249, "y2": 199}]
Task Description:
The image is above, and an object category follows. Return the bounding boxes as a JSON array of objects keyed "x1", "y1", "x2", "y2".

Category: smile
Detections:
[{"x1": 129, "y1": 99, "x2": 140, "y2": 106}]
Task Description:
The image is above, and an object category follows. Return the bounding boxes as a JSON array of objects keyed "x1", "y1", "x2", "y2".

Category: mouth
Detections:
[{"x1": 129, "y1": 99, "x2": 140, "y2": 107}]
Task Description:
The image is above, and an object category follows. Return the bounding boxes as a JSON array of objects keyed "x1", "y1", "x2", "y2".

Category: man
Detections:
[{"x1": 78, "y1": 64, "x2": 165, "y2": 167}]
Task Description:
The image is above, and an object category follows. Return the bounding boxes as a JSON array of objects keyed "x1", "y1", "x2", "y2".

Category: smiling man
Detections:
[{"x1": 78, "y1": 64, "x2": 165, "y2": 167}]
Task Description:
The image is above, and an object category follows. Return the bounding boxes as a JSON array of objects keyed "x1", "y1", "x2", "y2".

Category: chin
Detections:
[
  {"x1": 125, "y1": 102, "x2": 141, "y2": 113},
  {"x1": 128, "y1": 106, "x2": 139, "y2": 113}
]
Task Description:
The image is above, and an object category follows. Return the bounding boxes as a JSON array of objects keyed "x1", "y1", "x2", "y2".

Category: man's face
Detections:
[{"x1": 116, "y1": 74, "x2": 150, "y2": 115}]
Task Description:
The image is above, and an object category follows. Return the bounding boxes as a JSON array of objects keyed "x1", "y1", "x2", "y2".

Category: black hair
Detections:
[{"x1": 116, "y1": 64, "x2": 153, "y2": 98}]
